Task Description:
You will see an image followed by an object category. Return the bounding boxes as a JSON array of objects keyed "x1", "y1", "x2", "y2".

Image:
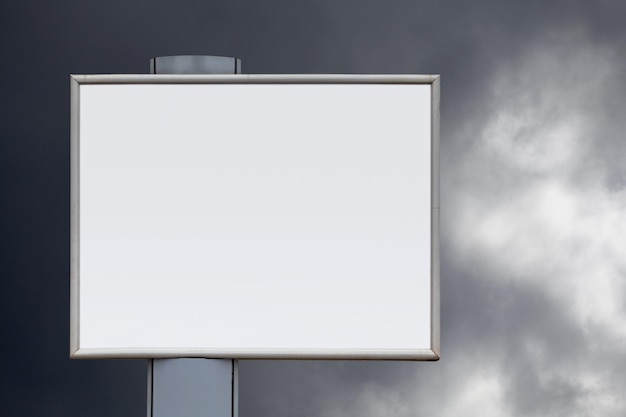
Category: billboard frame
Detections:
[{"x1": 70, "y1": 74, "x2": 440, "y2": 360}]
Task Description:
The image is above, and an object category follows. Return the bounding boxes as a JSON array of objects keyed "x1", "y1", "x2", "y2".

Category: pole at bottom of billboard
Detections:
[{"x1": 146, "y1": 55, "x2": 241, "y2": 417}]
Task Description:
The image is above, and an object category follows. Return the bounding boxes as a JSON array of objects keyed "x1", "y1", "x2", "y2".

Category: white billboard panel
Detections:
[{"x1": 70, "y1": 75, "x2": 440, "y2": 360}]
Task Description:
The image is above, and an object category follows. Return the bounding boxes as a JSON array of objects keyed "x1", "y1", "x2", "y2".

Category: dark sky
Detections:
[{"x1": 2, "y1": 0, "x2": 626, "y2": 416}]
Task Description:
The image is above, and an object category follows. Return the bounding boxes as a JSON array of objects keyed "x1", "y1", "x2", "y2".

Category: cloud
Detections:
[
  {"x1": 448, "y1": 29, "x2": 626, "y2": 336},
  {"x1": 443, "y1": 28, "x2": 626, "y2": 416}
]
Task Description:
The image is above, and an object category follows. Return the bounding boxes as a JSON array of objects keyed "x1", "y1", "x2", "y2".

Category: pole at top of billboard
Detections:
[{"x1": 146, "y1": 55, "x2": 241, "y2": 417}]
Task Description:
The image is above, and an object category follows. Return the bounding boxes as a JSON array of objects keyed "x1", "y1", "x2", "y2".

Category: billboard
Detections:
[{"x1": 70, "y1": 74, "x2": 439, "y2": 360}]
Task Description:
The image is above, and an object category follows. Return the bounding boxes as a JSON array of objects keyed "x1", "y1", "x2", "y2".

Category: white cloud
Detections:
[
  {"x1": 443, "y1": 31, "x2": 626, "y2": 415},
  {"x1": 320, "y1": 383, "x2": 410, "y2": 417},
  {"x1": 438, "y1": 372, "x2": 508, "y2": 417}
]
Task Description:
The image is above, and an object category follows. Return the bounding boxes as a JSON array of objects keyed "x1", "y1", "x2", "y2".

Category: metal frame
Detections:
[
  {"x1": 70, "y1": 74, "x2": 438, "y2": 84},
  {"x1": 70, "y1": 74, "x2": 440, "y2": 361}
]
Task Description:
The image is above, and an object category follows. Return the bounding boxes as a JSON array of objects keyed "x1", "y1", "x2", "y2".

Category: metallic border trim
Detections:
[
  {"x1": 70, "y1": 74, "x2": 439, "y2": 84},
  {"x1": 72, "y1": 348, "x2": 440, "y2": 361},
  {"x1": 431, "y1": 76, "x2": 441, "y2": 359},
  {"x1": 69, "y1": 74, "x2": 441, "y2": 360},
  {"x1": 70, "y1": 76, "x2": 80, "y2": 357}
]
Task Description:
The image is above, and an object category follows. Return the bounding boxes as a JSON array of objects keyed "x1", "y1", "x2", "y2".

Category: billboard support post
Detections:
[{"x1": 146, "y1": 55, "x2": 241, "y2": 417}]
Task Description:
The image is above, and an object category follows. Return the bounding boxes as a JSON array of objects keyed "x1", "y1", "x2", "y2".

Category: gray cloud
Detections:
[{"x1": 441, "y1": 27, "x2": 626, "y2": 417}]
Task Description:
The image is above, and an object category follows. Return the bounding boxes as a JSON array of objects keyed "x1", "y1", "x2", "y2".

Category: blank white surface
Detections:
[{"x1": 77, "y1": 82, "x2": 432, "y2": 356}]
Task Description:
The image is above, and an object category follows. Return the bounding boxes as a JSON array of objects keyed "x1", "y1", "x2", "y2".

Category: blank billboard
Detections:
[{"x1": 70, "y1": 74, "x2": 439, "y2": 360}]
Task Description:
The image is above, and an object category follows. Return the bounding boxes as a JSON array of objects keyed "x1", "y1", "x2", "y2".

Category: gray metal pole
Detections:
[
  {"x1": 150, "y1": 55, "x2": 241, "y2": 75},
  {"x1": 147, "y1": 55, "x2": 241, "y2": 417}
]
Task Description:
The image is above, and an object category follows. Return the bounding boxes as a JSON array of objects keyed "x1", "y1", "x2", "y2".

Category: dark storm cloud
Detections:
[
  {"x1": 441, "y1": 25, "x2": 626, "y2": 417},
  {"x1": 3, "y1": 0, "x2": 626, "y2": 416}
]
